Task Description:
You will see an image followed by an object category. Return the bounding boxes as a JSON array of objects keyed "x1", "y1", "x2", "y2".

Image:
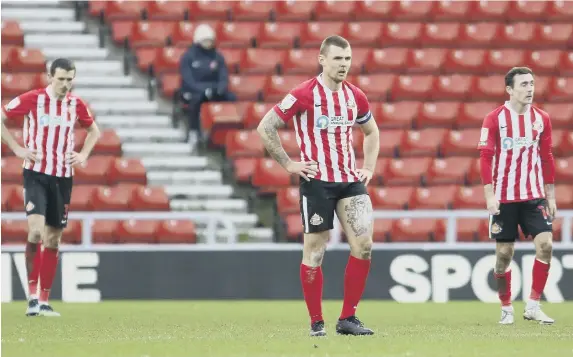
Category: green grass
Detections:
[{"x1": 2, "y1": 301, "x2": 572, "y2": 357}]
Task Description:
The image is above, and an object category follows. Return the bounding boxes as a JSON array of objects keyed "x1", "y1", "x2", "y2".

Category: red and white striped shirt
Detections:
[
  {"x1": 2, "y1": 86, "x2": 94, "y2": 177},
  {"x1": 478, "y1": 101, "x2": 555, "y2": 203},
  {"x1": 273, "y1": 75, "x2": 372, "y2": 183}
]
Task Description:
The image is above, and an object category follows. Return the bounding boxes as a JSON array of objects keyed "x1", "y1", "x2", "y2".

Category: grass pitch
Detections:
[{"x1": 2, "y1": 301, "x2": 572, "y2": 357}]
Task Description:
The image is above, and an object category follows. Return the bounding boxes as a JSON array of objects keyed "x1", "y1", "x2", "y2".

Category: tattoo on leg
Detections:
[{"x1": 345, "y1": 195, "x2": 372, "y2": 237}]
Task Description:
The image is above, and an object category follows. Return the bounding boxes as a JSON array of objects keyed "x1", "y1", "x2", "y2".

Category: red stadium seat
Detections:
[
  {"x1": 391, "y1": 1, "x2": 434, "y2": 21},
  {"x1": 156, "y1": 220, "x2": 197, "y2": 243},
  {"x1": 116, "y1": 219, "x2": 159, "y2": 244},
  {"x1": 7, "y1": 183, "x2": 25, "y2": 211},
  {"x1": 555, "y1": 158, "x2": 573, "y2": 184},
  {"x1": 1, "y1": 184, "x2": 18, "y2": 212},
  {"x1": 239, "y1": 48, "x2": 283, "y2": 74},
  {"x1": 128, "y1": 21, "x2": 174, "y2": 48},
  {"x1": 251, "y1": 158, "x2": 292, "y2": 193},
  {"x1": 391, "y1": 75, "x2": 434, "y2": 101},
  {"x1": 344, "y1": 22, "x2": 383, "y2": 47},
  {"x1": 546, "y1": 1, "x2": 573, "y2": 22},
  {"x1": 452, "y1": 185, "x2": 486, "y2": 209},
  {"x1": 368, "y1": 186, "x2": 413, "y2": 210},
  {"x1": 420, "y1": 23, "x2": 461, "y2": 46},
  {"x1": 284, "y1": 213, "x2": 303, "y2": 242},
  {"x1": 257, "y1": 22, "x2": 300, "y2": 49},
  {"x1": 383, "y1": 157, "x2": 432, "y2": 186},
  {"x1": 355, "y1": 158, "x2": 388, "y2": 185},
  {"x1": 371, "y1": 220, "x2": 393, "y2": 242},
  {"x1": 243, "y1": 102, "x2": 274, "y2": 128},
  {"x1": 91, "y1": 220, "x2": 120, "y2": 244},
  {"x1": 382, "y1": 23, "x2": 422, "y2": 47},
  {"x1": 102, "y1": 1, "x2": 147, "y2": 21},
  {"x1": 454, "y1": 219, "x2": 487, "y2": 242},
  {"x1": 233, "y1": 157, "x2": 257, "y2": 183},
  {"x1": 377, "y1": 101, "x2": 419, "y2": 129},
  {"x1": 558, "y1": 51, "x2": 573, "y2": 76},
  {"x1": 152, "y1": 47, "x2": 187, "y2": 75},
  {"x1": 299, "y1": 22, "x2": 346, "y2": 48},
  {"x1": 353, "y1": 129, "x2": 400, "y2": 158},
  {"x1": 282, "y1": 49, "x2": 321, "y2": 75},
  {"x1": 1, "y1": 20, "x2": 24, "y2": 46},
  {"x1": 353, "y1": 74, "x2": 395, "y2": 101},
  {"x1": 218, "y1": 22, "x2": 261, "y2": 48},
  {"x1": 416, "y1": 102, "x2": 460, "y2": 128},
  {"x1": 364, "y1": 48, "x2": 408, "y2": 73},
  {"x1": 497, "y1": 23, "x2": 537, "y2": 48},
  {"x1": 555, "y1": 184, "x2": 573, "y2": 209},
  {"x1": 398, "y1": 128, "x2": 446, "y2": 157},
  {"x1": 108, "y1": 157, "x2": 147, "y2": 184},
  {"x1": 354, "y1": 1, "x2": 394, "y2": 21},
  {"x1": 231, "y1": 1, "x2": 275, "y2": 21},
  {"x1": 200, "y1": 102, "x2": 243, "y2": 132},
  {"x1": 159, "y1": 73, "x2": 180, "y2": 98},
  {"x1": 170, "y1": 21, "x2": 220, "y2": 47},
  {"x1": 313, "y1": 1, "x2": 356, "y2": 21},
  {"x1": 278, "y1": 130, "x2": 300, "y2": 157},
  {"x1": 391, "y1": 218, "x2": 443, "y2": 242},
  {"x1": 111, "y1": 21, "x2": 134, "y2": 45},
  {"x1": 228, "y1": 75, "x2": 265, "y2": 101},
  {"x1": 555, "y1": 128, "x2": 573, "y2": 157},
  {"x1": 11, "y1": 48, "x2": 46, "y2": 72},
  {"x1": 467, "y1": 158, "x2": 482, "y2": 185},
  {"x1": 468, "y1": 1, "x2": 510, "y2": 21},
  {"x1": 1, "y1": 156, "x2": 24, "y2": 183},
  {"x1": 2, "y1": 73, "x2": 37, "y2": 98},
  {"x1": 441, "y1": 129, "x2": 481, "y2": 157},
  {"x1": 485, "y1": 49, "x2": 526, "y2": 73},
  {"x1": 431, "y1": 1, "x2": 471, "y2": 21},
  {"x1": 74, "y1": 156, "x2": 114, "y2": 185},
  {"x1": 69, "y1": 184, "x2": 99, "y2": 211},
  {"x1": 1, "y1": 220, "x2": 28, "y2": 244},
  {"x1": 225, "y1": 130, "x2": 265, "y2": 158},
  {"x1": 527, "y1": 50, "x2": 561, "y2": 75},
  {"x1": 458, "y1": 23, "x2": 499, "y2": 48},
  {"x1": 93, "y1": 129, "x2": 122, "y2": 156},
  {"x1": 472, "y1": 75, "x2": 506, "y2": 101},
  {"x1": 263, "y1": 75, "x2": 308, "y2": 102},
  {"x1": 188, "y1": 0, "x2": 233, "y2": 21},
  {"x1": 145, "y1": 0, "x2": 189, "y2": 20},
  {"x1": 407, "y1": 48, "x2": 446, "y2": 74},
  {"x1": 134, "y1": 47, "x2": 158, "y2": 73},
  {"x1": 425, "y1": 157, "x2": 472, "y2": 186},
  {"x1": 276, "y1": 186, "x2": 300, "y2": 215},
  {"x1": 1, "y1": 46, "x2": 15, "y2": 68},
  {"x1": 456, "y1": 102, "x2": 495, "y2": 129},
  {"x1": 537, "y1": 24, "x2": 573, "y2": 49},
  {"x1": 90, "y1": 185, "x2": 133, "y2": 211},
  {"x1": 509, "y1": 1, "x2": 549, "y2": 21},
  {"x1": 409, "y1": 185, "x2": 457, "y2": 210},
  {"x1": 61, "y1": 220, "x2": 82, "y2": 245},
  {"x1": 443, "y1": 49, "x2": 486, "y2": 74},
  {"x1": 1, "y1": 130, "x2": 24, "y2": 160},
  {"x1": 130, "y1": 186, "x2": 170, "y2": 211},
  {"x1": 433, "y1": 75, "x2": 473, "y2": 101},
  {"x1": 273, "y1": 0, "x2": 316, "y2": 21},
  {"x1": 548, "y1": 77, "x2": 573, "y2": 102}
]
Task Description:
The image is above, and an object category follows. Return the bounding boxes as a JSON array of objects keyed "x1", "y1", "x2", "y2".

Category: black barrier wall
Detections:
[{"x1": 3, "y1": 250, "x2": 573, "y2": 302}]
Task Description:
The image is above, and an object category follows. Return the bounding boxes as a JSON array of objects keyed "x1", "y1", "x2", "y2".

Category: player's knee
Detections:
[
  {"x1": 536, "y1": 234, "x2": 553, "y2": 257},
  {"x1": 307, "y1": 245, "x2": 326, "y2": 267},
  {"x1": 43, "y1": 231, "x2": 62, "y2": 249},
  {"x1": 27, "y1": 228, "x2": 43, "y2": 244},
  {"x1": 349, "y1": 236, "x2": 372, "y2": 260}
]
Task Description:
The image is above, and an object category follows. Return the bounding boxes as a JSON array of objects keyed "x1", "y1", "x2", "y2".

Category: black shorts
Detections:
[
  {"x1": 23, "y1": 169, "x2": 73, "y2": 229},
  {"x1": 299, "y1": 178, "x2": 367, "y2": 234},
  {"x1": 489, "y1": 198, "x2": 553, "y2": 242}
]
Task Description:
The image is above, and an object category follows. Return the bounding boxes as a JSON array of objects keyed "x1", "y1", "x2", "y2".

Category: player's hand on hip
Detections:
[
  {"x1": 486, "y1": 196, "x2": 500, "y2": 215},
  {"x1": 14, "y1": 146, "x2": 39, "y2": 162},
  {"x1": 286, "y1": 160, "x2": 318, "y2": 182},
  {"x1": 547, "y1": 198, "x2": 557, "y2": 218},
  {"x1": 66, "y1": 151, "x2": 87, "y2": 166},
  {"x1": 357, "y1": 168, "x2": 374, "y2": 186}
]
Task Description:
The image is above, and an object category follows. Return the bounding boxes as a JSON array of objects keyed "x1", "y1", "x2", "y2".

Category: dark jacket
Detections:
[{"x1": 179, "y1": 44, "x2": 229, "y2": 95}]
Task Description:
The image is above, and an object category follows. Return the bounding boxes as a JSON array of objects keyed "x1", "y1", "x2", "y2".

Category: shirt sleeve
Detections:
[
  {"x1": 2, "y1": 91, "x2": 35, "y2": 119},
  {"x1": 539, "y1": 113, "x2": 555, "y2": 184},
  {"x1": 75, "y1": 98, "x2": 95, "y2": 128},
  {"x1": 478, "y1": 114, "x2": 498, "y2": 185},
  {"x1": 354, "y1": 87, "x2": 372, "y2": 125},
  {"x1": 272, "y1": 90, "x2": 304, "y2": 123}
]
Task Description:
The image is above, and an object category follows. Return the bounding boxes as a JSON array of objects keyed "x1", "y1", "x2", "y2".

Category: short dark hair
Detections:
[
  {"x1": 505, "y1": 67, "x2": 533, "y2": 88},
  {"x1": 319, "y1": 35, "x2": 350, "y2": 56},
  {"x1": 49, "y1": 58, "x2": 76, "y2": 76}
]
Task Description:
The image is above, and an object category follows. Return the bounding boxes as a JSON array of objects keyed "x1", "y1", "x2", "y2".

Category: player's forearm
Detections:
[
  {"x1": 540, "y1": 151, "x2": 555, "y2": 184},
  {"x1": 79, "y1": 124, "x2": 101, "y2": 157},
  {"x1": 545, "y1": 184, "x2": 555, "y2": 200},
  {"x1": 1, "y1": 121, "x2": 22, "y2": 152},
  {"x1": 483, "y1": 184, "x2": 495, "y2": 200},
  {"x1": 479, "y1": 150, "x2": 494, "y2": 185},
  {"x1": 362, "y1": 131, "x2": 379, "y2": 171},
  {"x1": 256, "y1": 111, "x2": 291, "y2": 169}
]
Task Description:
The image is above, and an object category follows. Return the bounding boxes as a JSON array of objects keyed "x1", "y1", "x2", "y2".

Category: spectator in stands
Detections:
[{"x1": 179, "y1": 24, "x2": 236, "y2": 143}]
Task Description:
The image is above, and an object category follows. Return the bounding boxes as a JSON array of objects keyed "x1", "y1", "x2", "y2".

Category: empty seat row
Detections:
[
  {"x1": 160, "y1": 73, "x2": 573, "y2": 103},
  {"x1": 2, "y1": 155, "x2": 145, "y2": 185},
  {"x1": 233, "y1": 157, "x2": 573, "y2": 192},
  {"x1": 0, "y1": 129, "x2": 121, "y2": 156},
  {"x1": 2, "y1": 46, "x2": 46, "y2": 72},
  {"x1": 2, "y1": 184, "x2": 169, "y2": 212},
  {"x1": 281, "y1": 214, "x2": 570, "y2": 243},
  {"x1": 1, "y1": 219, "x2": 196, "y2": 244},
  {"x1": 136, "y1": 46, "x2": 573, "y2": 77},
  {"x1": 225, "y1": 128, "x2": 573, "y2": 160},
  {"x1": 112, "y1": 20, "x2": 573, "y2": 49},
  {"x1": 89, "y1": 0, "x2": 573, "y2": 23}
]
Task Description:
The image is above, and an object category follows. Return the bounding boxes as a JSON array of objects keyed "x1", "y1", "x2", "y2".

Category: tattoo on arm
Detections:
[
  {"x1": 344, "y1": 195, "x2": 372, "y2": 237},
  {"x1": 545, "y1": 184, "x2": 555, "y2": 200},
  {"x1": 257, "y1": 110, "x2": 290, "y2": 168}
]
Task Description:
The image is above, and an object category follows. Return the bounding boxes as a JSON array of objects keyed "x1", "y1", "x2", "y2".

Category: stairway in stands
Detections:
[{"x1": 2, "y1": 0, "x2": 272, "y2": 242}]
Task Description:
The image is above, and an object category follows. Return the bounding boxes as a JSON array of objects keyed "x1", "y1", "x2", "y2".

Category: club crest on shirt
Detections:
[
  {"x1": 315, "y1": 115, "x2": 330, "y2": 129},
  {"x1": 347, "y1": 99, "x2": 356, "y2": 109},
  {"x1": 532, "y1": 119, "x2": 544, "y2": 132}
]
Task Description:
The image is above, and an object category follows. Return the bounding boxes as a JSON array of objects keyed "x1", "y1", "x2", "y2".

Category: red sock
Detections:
[
  {"x1": 300, "y1": 264, "x2": 323, "y2": 324},
  {"x1": 25, "y1": 242, "x2": 42, "y2": 297},
  {"x1": 39, "y1": 248, "x2": 59, "y2": 302},
  {"x1": 494, "y1": 270, "x2": 512, "y2": 306},
  {"x1": 340, "y1": 255, "x2": 371, "y2": 320},
  {"x1": 530, "y1": 259, "x2": 550, "y2": 301}
]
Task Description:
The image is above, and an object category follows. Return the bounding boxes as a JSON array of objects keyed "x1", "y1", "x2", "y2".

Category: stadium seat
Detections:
[
  {"x1": 233, "y1": 157, "x2": 257, "y2": 184},
  {"x1": 108, "y1": 157, "x2": 148, "y2": 184},
  {"x1": 298, "y1": 22, "x2": 346, "y2": 48},
  {"x1": 441, "y1": 129, "x2": 481, "y2": 157},
  {"x1": 382, "y1": 23, "x2": 422, "y2": 47},
  {"x1": 2, "y1": 73, "x2": 38, "y2": 98},
  {"x1": 527, "y1": 50, "x2": 561, "y2": 75},
  {"x1": 466, "y1": 158, "x2": 482, "y2": 185},
  {"x1": 152, "y1": 47, "x2": 187, "y2": 75},
  {"x1": 7, "y1": 184, "x2": 24, "y2": 211},
  {"x1": 555, "y1": 157, "x2": 573, "y2": 184},
  {"x1": 313, "y1": 1, "x2": 356, "y2": 21},
  {"x1": 449, "y1": 218, "x2": 484, "y2": 242},
  {"x1": 1, "y1": 20, "x2": 24, "y2": 46},
  {"x1": 398, "y1": 128, "x2": 446, "y2": 157},
  {"x1": 555, "y1": 184, "x2": 573, "y2": 209},
  {"x1": 1, "y1": 184, "x2": 18, "y2": 212},
  {"x1": 92, "y1": 220, "x2": 120, "y2": 244},
  {"x1": 128, "y1": 21, "x2": 174, "y2": 48},
  {"x1": 281, "y1": 49, "x2": 320, "y2": 75},
  {"x1": 257, "y1": 22, "x2": 300, "y2": 49},
  {"x1": 548, "y1": 77, "x2": 573, "y2": 102},
  {"x1": 353, "y1": 74, "x2": 395, "y2": 101},
  {"x1": 452, "y1": 185, "x2": 486, "y2": 209},
  {"x1": 159, "y1": 73, "x2": 179, "y2": 98},
  {"x1": 546, "y1": 1, "x2": 573, "y2": 22},
  {"x1": 1, "y1": 220, "x2": 28, "y2": 244},
  {"x1": 145, "y1": 1, "x2": 189, "y2": 20},
  {"x1": 116, "y1": 219, "x2": 159, "y2": 243},
  {"x1": 424, "y1": 157, "x2": 472, "y2": 186},
  {"x1": 420, "y1": 23, "x2": 461, "y2": 46},
  {"x1": 272, "y1": 0, "x2": 316, "y2": 21},
  {"x1": 383, "y1": 157, "x2": 432, "y2": 186},
  {"x1": 73, "y1": 156, "x2": 115, "y2": 185},
  {"x1": 468, "y1": 1, "x2": 510, "y2": 21},
  {"x1": 101, "y1": 0, "x2": 147, "y2": 21},
  {"x1": 251, "y1": 158, "x2": 293, "y2": 193},
  {"x1": 391, "y1": 75, "x2": 434, "y2": 100},
  {"x1": 368, "y1": 186, "x2": 413, "y2": 210},
  {"x1": 390, "y1": 218, "x2": 443, "y2": 242},
  {"x1": 377, "y1": 101, "x2": 418, "y2": 129},
  {"x1": 243, "y1": 102, "x2": 274, "y2": 128},
  {"x1": 111, "y1": 21, "x2": 136, "y2": 45},
  {"x1": 353, "y1": 1, "x2": 394, "y2": 21},
  {"x1": 537, "y1": 24, "x2": 573, "y2": 49},
  {"x1": 558, "y1": 51, "x2": 573, "y2": 76},
  {"x1": 443, "y1": 49, "x2": 487, "y2": 74},
  {"x1": 1, "y1": 156, "x2": 24, "y2": 183},
  {"x1": 458, "y1": 23, "x2": 499, "y2": 47},
  {"x1": 355, "y1": 129, "x2": 401, "y2": 158},
  {"x1": 472, "y1": 75, "x2": 506, "y2": 101},
  {"x1": 90, "y1": 185, "x2": 133, "y2": 211},
  {"x1": 239, "y1": 48, "x2": 283, "y2": 74},
  {"x1": 10, "y1": 48, "x2": 46, "y2": 72},
  {"x1": 284, "y1": 213, "x2": 303, "y2": 242},
  {"x1": 344, "y1": 22, "x2": 383, "y2": 47},
  {"x1": 189, "y1": 0, "x2": 233, "y2": 21},
  {"x1": 264, "y1": 75, "x2": 308, "y2": 102},
  {"x1": 130, "y1": 186, "x2": 170, "y2": 211},
  {"x1": 356, "y1": 158, "x2": 388, "y2": 185},
  {"x1": 155, "y1": 220, "x2": 197, "y2": 243},
  {"x1": 225, "y1": 130, "x2": 265, "y2": 158},
  {"x1": 170, "y1": 21, "x2": 220, "y2": 47},
  {"x1": 228, "y1": 75, "x2": 265, "y2": 101},
  {"x1": 135, "y1": 47, "x2": 158, "y2": 73},
  {"x1": 391, "y1": 1, "x2": 434, "y2": 20},
  {"x1": 497, "y1": 22, "x2": 537, "y2": 48},
  {"x1": 364, "y1": 48, "x2": 408, "y2": 73},
  {"x1": 371, "y1": 220, "x2": 393, "y2": 242},
  {"x1": 431, "y1": 2, "x2": 471, "y2": 21},
  {"x1": 278, "y1": 130, "x2": 300, "y2": 157},
  {"x1": 231, "y1": 1, "x2": 275, "y2": 21},
  {"x1": 276, "y1": 186, "x2": 299, "y2": 215},
  {"x1": 61, "y1": 221, "x2": 82, "y2": 245},
  {"x1": 408, "y1": 185, "x2": 457, "y2": 210},
  {"x1": 93, "y1": 129, "x2": 122, "y2": 156},
  {"x1": 555, "y1": 130, "x2": 573, "y2": 157},
  {"x1": 485, "y1": 49, "x2": 526, "y2": 73},
  {"x1": 218, "y1": 22, "x2": 261, "y2": 48},
  {"x1": 407, "y1": 48, "x2": 447, "y2": 74},
  {"x1": 416, "y1": 102, "x2": 460, "y2": 128},
  {"x1": 69, "y1": 185, "x2": 99, "y2": 211},
  {"x1": 201, "y1": 102, "x2": 244, "y2": 132},
  {"x1": 1, "y1": 131, "x2": 25, "y2": 160}
]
